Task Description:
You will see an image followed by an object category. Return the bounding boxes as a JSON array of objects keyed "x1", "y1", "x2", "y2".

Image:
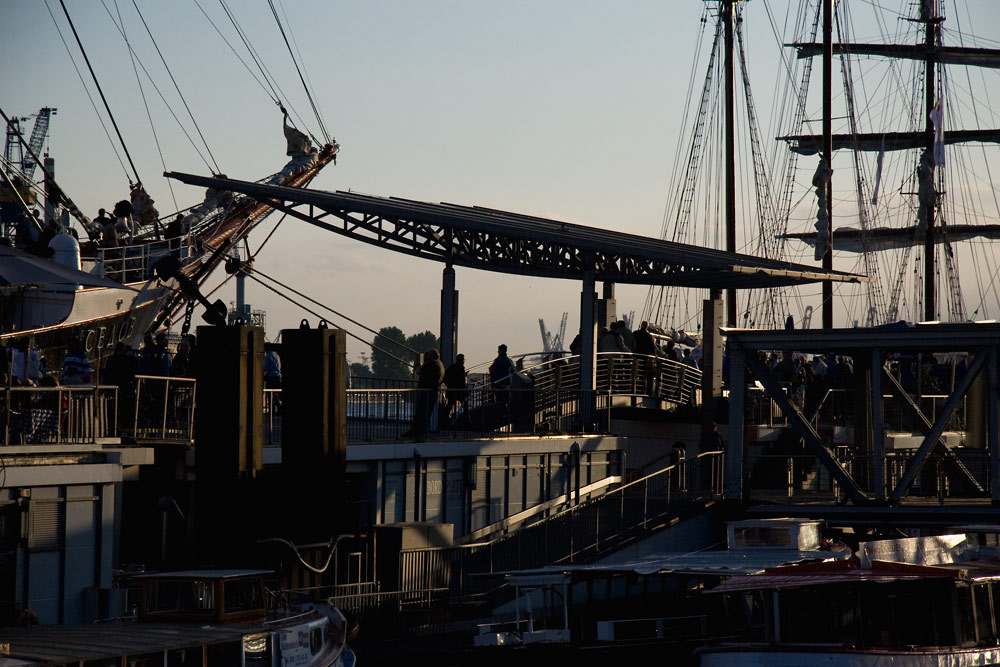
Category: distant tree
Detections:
[
  {"x1": 406, "y1": 330, "x2": 440, "y2": 356},
  {"x1": 371, "y1": 326, "x2": 411, "y2": 380},
  {"x1": 350, "y1": 362, "x2": 374, "y2": 379}
]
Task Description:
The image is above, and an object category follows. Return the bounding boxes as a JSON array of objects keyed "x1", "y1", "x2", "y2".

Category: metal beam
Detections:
[
  {"x1": 166, "y1": 171, "x2": 868, "y2": 290},
  {"x1": 888, "y1": 349, "x2": 987, "y2": 504},
  {"x1": 881, "y1": 367, "x2": 983, "y2": 494},
  {"x1": 871, "y1": 348, "x2": 885, "y2": 501},
  {"x1": 739, "y1": 343, "x2": 868, "y2": 503}
]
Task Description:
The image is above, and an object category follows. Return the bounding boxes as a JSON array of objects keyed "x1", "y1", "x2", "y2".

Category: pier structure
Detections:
[
  {"x1": 165, "y1": 170, "x2": 863, "y2": 411},
  {"x1": 726, "y1": 322, "x2": 1000, "y2": 522}
]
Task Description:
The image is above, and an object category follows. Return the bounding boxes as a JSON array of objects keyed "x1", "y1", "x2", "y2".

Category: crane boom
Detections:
[{"x1": 22, "y1": 108, "x2": 55, "y2": 180}]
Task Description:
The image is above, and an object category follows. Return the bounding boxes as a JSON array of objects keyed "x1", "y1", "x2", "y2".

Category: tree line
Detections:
[{"x1": 349, "y1": 326, "x2": 440, "y2": 381}]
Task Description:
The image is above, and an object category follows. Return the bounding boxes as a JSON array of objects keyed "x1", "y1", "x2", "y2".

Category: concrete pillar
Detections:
[
  {"x1": 701, "y1": 295, "x2": 724, "y2": 424},
  {"x1": 280, "y1": 324, "x2": 349, "y2": 539},
  {"x1": 580, "y1": 269, "x2": 597, "y2": 392},
  {"x1": 725, "y1": 342, "x2": 745, "y2": 500},
  {"x1": 440, "y1": 265, "x2": 458, "y2": 367},
  {"x1": 597, "y1": 282, "x2": 616, "y2": 331},
  {"x1": 989, "y1": 347, "x2": 999, "y2": 504}
]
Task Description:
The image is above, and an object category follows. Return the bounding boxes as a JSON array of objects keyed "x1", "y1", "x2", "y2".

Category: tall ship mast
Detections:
[{"x1": 643, "y1": 0, "x2": 1000, "y2": 330}]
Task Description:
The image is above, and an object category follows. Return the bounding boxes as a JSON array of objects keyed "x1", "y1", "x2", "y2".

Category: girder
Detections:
[{"x1": 166, "y1": 171, "x2": 867, "y2": 290}]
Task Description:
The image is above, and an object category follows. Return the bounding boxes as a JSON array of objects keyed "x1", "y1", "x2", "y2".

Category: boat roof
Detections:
[
  {"x1": 132, "y1": 568, "x2": 273, "y2": 581},
  {"x1": 0, "y1": 622, "x2": 264, "y2": 663},
  {"x1": 709, "y1": 559, "x2": 965, "y2": 594},
  {"x1": 485, "y1": 548, "x2": 850, "y2": 579}
]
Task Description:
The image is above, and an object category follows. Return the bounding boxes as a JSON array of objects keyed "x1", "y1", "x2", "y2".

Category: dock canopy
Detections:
[{"x1": 166, "y1": 170, "x2": 868, "y2": 289}]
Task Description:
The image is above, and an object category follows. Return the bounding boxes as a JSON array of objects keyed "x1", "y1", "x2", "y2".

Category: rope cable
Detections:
[
  {"x1": 243, "y1": 271, "x2": 417, "y2": 367},
  {"x1": 130, "y1": 0, "x2": 222, "y2": 175},
  {"x1": 191, "y1": 0, "x2": 280, "y2": 105},
  {"x1": 267, "y1": 0, "x2": 329, "y2": 143},
  {"x1": 108, "y1": 0, "x2": 180, "y2": 211},
  {"x1": 58, "y1": 0, "x2": 142, "y2": 186},
  {"x1": 250, "y1": 267, "x2": 421, "y2": 355},
  {"x1": 88, "y1": 0, "x2": 216, "y2": 173},
  {"x1": 44, "y1": 0, "x2": 130, "y2": 183}
]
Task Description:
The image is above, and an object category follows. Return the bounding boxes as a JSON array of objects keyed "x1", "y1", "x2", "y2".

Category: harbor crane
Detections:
[
  {"x1": 1, "y1": 107, "x2": 56, "y2": 239},
  {"x1": 539, "y1": 312, "x2": 568, "y2": 354}
]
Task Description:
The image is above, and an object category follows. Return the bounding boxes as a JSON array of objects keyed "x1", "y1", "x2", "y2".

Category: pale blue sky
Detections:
[{"x1": 4, "y1": 1, "x2": 1000, "y2": 365}]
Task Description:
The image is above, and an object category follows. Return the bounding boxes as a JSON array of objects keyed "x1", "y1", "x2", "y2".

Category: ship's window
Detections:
[
  {"x1": 310, "y1": 626, "x2": 322, "y2": 653},
  {"x1": 144, "y1": 580, "x2": 213, "y2": 614},
  {"x1": 957, "y1": 585, "x2": 976, "y2": 646},
  {"x1": 973, "y1": 583, "x2": 995, "y2": 644},
  {"x1": 224, "y1": 578, "x2": 263, "y2": 613}
]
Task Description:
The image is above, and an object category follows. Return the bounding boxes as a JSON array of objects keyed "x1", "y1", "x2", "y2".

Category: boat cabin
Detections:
[
  {"x1": 700, "y1": 558, "x2": 1000, "y2": 665},
  {"x1": 133, "y1": 569, "x2": 270, "y2": 624}
]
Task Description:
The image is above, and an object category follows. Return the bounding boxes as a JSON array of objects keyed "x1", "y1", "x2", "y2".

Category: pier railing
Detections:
[
  {"x1": 344, "y1": 387, "x2": 611, "y2": 441},
  {"x1": 397, "y1": 451, "x2": 725, "y2": 600},
  {"x1": 132, "y1": 375, "x2": 196, "y2": 443},
  {"x1": 0, "y1": 385, "x2": 118, "y2": 445},
  {"x1": 481, "y1": 352, "x2": 702, "y2": 407}
]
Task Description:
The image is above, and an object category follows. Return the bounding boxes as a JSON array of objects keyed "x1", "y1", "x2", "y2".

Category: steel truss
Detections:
[{"x1": 725, "y1": 324, "x2": 1000, "y2": 506}]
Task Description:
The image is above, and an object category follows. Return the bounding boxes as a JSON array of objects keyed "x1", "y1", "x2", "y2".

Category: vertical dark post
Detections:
[
  {"x1": 870, "y1": 348, "x2": 885, "y2": 500},
  {"x1": 822, "y1": 0, "x2": 834, "y2": 329},
  {"x1": 580, "y1": 265, "x2": 597, "y2": 397},
  {"x1": 440, "y1": 265, "x2": 458, "y2": 367},
  {"x1": 988, "y1": 346, "x2": 999, "y2": 504},
  {"x1": 723, "y1": 0, "x2": 737, "y2": 327},
  {"x1": 281, "y1": 325, "x2": 348, "y2": 540},
  {"x1": 702, "y1": 295, "x2": 725, "y2": 428},
  {"x1": 725, "y1": 340, "x2": 745, "y2": 500},
  {"x1": 194, "y1": 325, "x2": 264, "y2": 560},
  {"x1": 922, "y1": 0, "x2": 939, "y2": 321}
]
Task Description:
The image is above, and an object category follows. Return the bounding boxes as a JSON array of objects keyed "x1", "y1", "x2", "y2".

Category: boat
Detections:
[
  {"x1": 0, "y1": 4, "x2": 338, "y2": 378},
  {"x1": 698, "y1": 533, "x2": 1000, "y2": 666},
  {"x1": 642, "y1": 0, "x2": 1000, "y2": 331},
  {"x1": 0, "y1": 569, "x2": 355, "y2": 666}
]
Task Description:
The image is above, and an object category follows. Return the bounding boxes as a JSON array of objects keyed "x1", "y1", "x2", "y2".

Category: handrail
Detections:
[{"x1": 459, "y1": 475, "x2": 623, "y2": 544}]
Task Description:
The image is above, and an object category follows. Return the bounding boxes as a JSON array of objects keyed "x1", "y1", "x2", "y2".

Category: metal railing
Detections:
[
  {"x1": 1, "y1": 385, "x2": 118, "y2": 445},
  {"x1": 89, "y1": 241, "x2": 189, "y2": 284},
  {"x1": 132, "y1": 375, "x2": 196, "y2": 442},
  {"x1": 398, "y1": 451, "x2": 724, "y2": 599},
  {"x1": 747, "y1": 447, "x2": 992, "y2": 501},
  {"x1": 508, "y1": 352, "x2": 702, "y2": 406},
  {"x1": 746, "y1": 386, "x2": 965, "y2": 433},
  {"x1": 346, "y1": 387, "x2": 612, "y2": 442}
]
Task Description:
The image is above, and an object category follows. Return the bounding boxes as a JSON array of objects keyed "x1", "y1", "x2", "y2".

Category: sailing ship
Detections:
[
  {"x1": 0, "y1": 4, "x2": 338, "y2": 376},
  {"x1": 642, "y1": 0, "x2": 1000, "y2": 332}
]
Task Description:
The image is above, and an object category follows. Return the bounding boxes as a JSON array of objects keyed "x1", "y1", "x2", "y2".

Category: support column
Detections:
[
  {"x1": 598, "y1": 281, "x2": 617, "y2": 331},
  {"x1": 440, "y1": 265, "x2": 458, "y2": 367},
  {"x1": 726, "y1": 342, "x2": 745, "y2": 501},
  {"x1": 989, "y1": 346, "x2": 999, "y2": 504},
  {"x1": 580, "y1": 268, "x2": 597, "y2": 393},
  {"x1": 701, "y1": 295, "x2": 724, "y2": 425},
  {"x1": 871, "y1": 348, "x2": 885, "y2": 501}
]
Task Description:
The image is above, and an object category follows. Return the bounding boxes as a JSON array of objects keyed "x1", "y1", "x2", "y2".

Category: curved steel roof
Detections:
[{"x1": 166, "y1": 170, "x2": 868, "y2": 289}]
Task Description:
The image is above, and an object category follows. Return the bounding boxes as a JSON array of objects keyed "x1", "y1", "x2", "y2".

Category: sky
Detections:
[{"x1": 4, "y1": 1, "x2": 1000, "y2": 368}]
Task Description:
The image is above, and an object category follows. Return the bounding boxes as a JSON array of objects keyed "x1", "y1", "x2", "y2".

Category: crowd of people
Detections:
[
  {"x1": 568, "y1": 320, "x2": 702, "y2": 370},
  {"x1": 0, "y1": 331, "x2": 196, "y2": 390}
]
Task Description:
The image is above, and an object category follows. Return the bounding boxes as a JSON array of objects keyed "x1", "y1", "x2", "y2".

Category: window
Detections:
[{"x1": 310, "y1": 626, "x2": 323, "y2": 654}]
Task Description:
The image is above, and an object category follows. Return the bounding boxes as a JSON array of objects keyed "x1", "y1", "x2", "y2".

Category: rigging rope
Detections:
[
  {"x1": 58, "y1": 0, "x2": 142, "y2": 187},
  {"x1": 243, "y1": 271, "x2": 418, "y2": 367},
  {"x1": 109, "y1": 0, "x2": 179, "y2": 212},
  {"x1": 191, "y1": 0, "x2": 281, "y2": 106},
  {"x1": 44, "y1": 0, "x2": 131, "y2": 184},
  {"x1": 215, "y1": 0, "x2": 320, "y2": 146},
  {"x1": 267, "y1": 0, "x2": 330, "y2": 144},
  {"x1": 129, "y1": 0, "x2": 222, "y2": 175}
]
